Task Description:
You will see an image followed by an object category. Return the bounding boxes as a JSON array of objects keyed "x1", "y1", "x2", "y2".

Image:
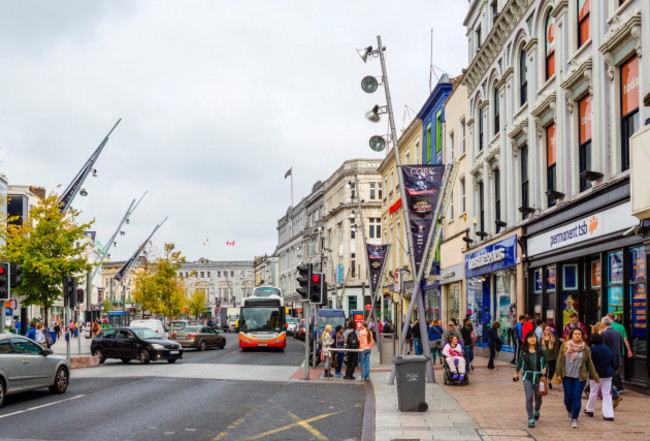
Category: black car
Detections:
[{"x1": 91, "y1": 327, "x2": 183, "y2": 364}]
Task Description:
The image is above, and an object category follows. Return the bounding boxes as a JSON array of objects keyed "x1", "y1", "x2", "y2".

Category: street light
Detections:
[
  {"x1": 365, "y1": 105, "x2": 386, "y2": 123},
  {"x1": 369, "y1": 135, "x2": 386, "y2": 152},
  {"x1": 361, "y1": 76, "x2": 379, "y2": 93},
  {"x1": 356, "y1": 46, "x2": 375, "y2": 63},
  {"x1": 79, "y1": 189, "x2": 88, "y2": 197}
]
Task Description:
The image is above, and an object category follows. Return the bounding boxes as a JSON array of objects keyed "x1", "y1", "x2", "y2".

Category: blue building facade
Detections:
[{"x1": 417, "y1": 74, "x2": 453, "y2": 165}]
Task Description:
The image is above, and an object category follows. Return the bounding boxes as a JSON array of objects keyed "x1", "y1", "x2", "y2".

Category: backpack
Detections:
[
  {"x1": 346, "y1": 331, "x2": 360, "y2": 349},
  {"x1": 45, "y1": 332, "x2": 54, "y2": 348}
]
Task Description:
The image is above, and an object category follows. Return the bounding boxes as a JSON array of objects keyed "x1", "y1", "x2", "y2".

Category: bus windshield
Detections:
[
  {"x1": 252, "y1": 287, "x2": 281, "y2": 297},
  {"x1": 240, "y1": 307, "x2": 285, "y2": 332}
]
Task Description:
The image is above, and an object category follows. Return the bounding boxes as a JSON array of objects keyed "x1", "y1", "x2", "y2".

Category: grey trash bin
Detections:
[
  {"x1": 394, "y1": 355, "x2": 429, "y2": 412},
  {"x1": 379, "y1": 333, "x2": 394, "y2": 365}
]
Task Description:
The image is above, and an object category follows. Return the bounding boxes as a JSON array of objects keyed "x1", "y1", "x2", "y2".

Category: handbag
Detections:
[
  {"x1": 537, "y1": 375, "x2": 549, "y2": 396},
  {"x1": 320, "y1": 350, "x2": 327, "y2": 362}
]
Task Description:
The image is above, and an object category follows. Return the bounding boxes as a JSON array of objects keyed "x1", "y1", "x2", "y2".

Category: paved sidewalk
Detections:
[{"x1": 50, "y1": 332, "x2": 92, "y2": 355}]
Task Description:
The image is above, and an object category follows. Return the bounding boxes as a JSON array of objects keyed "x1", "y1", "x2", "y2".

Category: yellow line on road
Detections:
[
  {"x1": 286, "y1": 409, "x2": 329, "y2": 440},
  {"x1": 248, "y1": 411, "x2": 339, "y2": 440},
  {"x1": 213, "y1": 416, "x2": 246, "y2": 440}
]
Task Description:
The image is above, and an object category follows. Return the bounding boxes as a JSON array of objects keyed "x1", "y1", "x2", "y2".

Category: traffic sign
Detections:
[
  {"x1": 364, "y1": 304, "x2": 372, "y2": 310},
  {"x1": 394, "y1": 269, "x2": 402, "y2": 292},
  {"x1": 4, "y1": 299, "x2": 17, "y2": 310},
  {"x1": 5, "y1": 307, "x2": 11, "y2": 315}
]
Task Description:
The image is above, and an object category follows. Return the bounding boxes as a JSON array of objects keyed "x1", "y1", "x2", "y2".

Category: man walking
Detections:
[
  {"x1": 601, "y1": 316, "x2": 623, "y2": 408},
  {"x1": 562, "y1": 312, "x2": 588, "y2": 342},
  {"x1": 511, "y1": 315, "x2": 525, "y2": 367},
  {"x1": 607, "y1": 312, "x2": 633, "y2": 395}
]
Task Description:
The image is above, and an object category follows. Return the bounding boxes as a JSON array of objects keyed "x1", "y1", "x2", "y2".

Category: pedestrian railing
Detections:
[{"x1": 323, "y1": 348, "x2": 366, "y2": 382}]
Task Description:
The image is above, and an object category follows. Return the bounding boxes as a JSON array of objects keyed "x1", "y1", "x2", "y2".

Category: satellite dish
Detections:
[
  {"x1": 369, "y1": 135, "x2": 386, "y2": 152},
  {"x1": 361, "y1": 76, "x2": 378, "y2": 93}
]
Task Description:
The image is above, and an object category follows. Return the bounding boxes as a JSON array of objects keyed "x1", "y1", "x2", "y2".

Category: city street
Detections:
[{"x1": 0, "y1": 337, "x2": 365, "y2": 441}]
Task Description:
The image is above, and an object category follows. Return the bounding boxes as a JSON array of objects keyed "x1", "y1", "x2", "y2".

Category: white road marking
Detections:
[{"x1": 0, "y1": 394, "x2": 85, "y2": 419}]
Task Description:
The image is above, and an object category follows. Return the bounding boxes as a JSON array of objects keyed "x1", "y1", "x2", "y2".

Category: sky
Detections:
[{"x1": 0, "y1": 0, "x2": 468, "y2": 263}]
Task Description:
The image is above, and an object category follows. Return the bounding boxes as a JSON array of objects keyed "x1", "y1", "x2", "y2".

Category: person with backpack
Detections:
[
  {"x1": 428, "y1": 320, "x2": 444, "y2": 365},
  {"x1": 359, "y1": 321, "x2": 374, "y2": 380},
  {"x1": 487, "y1": 321, "x2": 501, "y2": 370},
  {"x1": 344, "y1": 320, "x2": 359, "y2": 380},
  {"x1": 513, "y1": 331, "x2": 548, "y2": 428}
]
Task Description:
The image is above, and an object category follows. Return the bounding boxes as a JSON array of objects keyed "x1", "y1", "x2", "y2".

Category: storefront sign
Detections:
[
  {"x1": 534, "y1": 304, "x2": 542, "y2": 314},
  {"x1": 527, "y1": 202, "x2": 638, "y2": 256},
  {"x1": 465, "y1": 235, "x2": 517, "y2": 279},
  {"x1": 631, "y1": 283, "x2": 646, "y2": 338},
  {"x1": 630, "y1": 247, "x2": 646, "y2": 283}
]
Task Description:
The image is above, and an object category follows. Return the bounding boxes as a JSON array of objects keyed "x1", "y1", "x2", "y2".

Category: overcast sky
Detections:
[{"x1": 0, "y1": 0, "x2": 468, "y2": 263}]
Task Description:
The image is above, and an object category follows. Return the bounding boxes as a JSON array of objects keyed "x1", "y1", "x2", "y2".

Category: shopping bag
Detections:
[{"x1": 538, "y1": 375, "x2": 549, "y2": 396}]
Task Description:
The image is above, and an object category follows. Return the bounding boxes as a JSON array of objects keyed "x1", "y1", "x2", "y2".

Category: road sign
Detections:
[
  {"x1": 5, "y1": 307, "x2": 11, "y2": 316},
  {"x1": 394, "y1": 269, "x2": 402, "y2": 292},
  {"x1": 364, "y1": 304, "x2": 372, "y2": 310},
  {"x1": 4, "y1": 299, "x2": 17, "y2": 310}
]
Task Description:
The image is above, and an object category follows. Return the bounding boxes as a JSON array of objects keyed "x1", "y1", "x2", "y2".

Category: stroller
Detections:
[{"x1": 442, "y1": 342, "x2": 470, "y2": 386}]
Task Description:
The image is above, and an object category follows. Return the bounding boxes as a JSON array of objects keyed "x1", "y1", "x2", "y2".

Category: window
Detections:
[
  {"x1": 436, "y1": 110, "x2": 442, "y2": 163},
  {"x1": 383, "y1": 177, "x2": 388, "y2": 199},
  {"x1": 460, "y1": 177, "x2": 466, "y2": 213},
  {"x1": 478, "y1": 108, "x2": 484, "y2": 151},
  {"x1": 389, "y1": 170, "x2": 394, "y2": 194},
  {"x1": 520, "y1": 50, "x2": 528, "y2": 107},
  {"x1": 378, "y1": 183, "x2": 383, "y2": 199},
  {"x1": 200, "y1": 271, "x2": 204, "y2": 278},
  {"x1": 230, "y1": 271, "x2": 234, "y2": 277},
  {"x1": 405, "y1": 151, "x2": 410, "y2": 165},
  {"x1": 369, "y1": 218, "x2": 381, "y2": 239},
  {"x1": 521, "y1": 144, "x2": 530, "y2": 219},
  {"x1": 448, "y1": 188, "x2": 454, "y2": 220},
  {"x1": 545, "y1": 13, "x2": 556, "y2": 80},
  {"x1": 0, "y1": 340, "x2": 12, "y2": 354},
  {"x1": 449, "y1": 132, "x2": 455, "y2": 162},
  {"x1": 478, "y1": 182, "x2": 485, "y2": 235},
  {"x1": 351, "y1": 253, "x2": 356, "y2": 278},
  {"x1": 426, "y1": 123, "x2": 432, "y2": 163},
  {"x1": 370, "y1": 183, "x2": 377, "y2": 200},
  {"x1": 546, "y1": 123, "x2": 557, "y2": 207},
  {"x1": 350, "y1": 219, "x2": 356, "y2": 239},
  {"x1": 350, "y1": 183, "x2": 356, "y2": 200},
  {"x1": 460, "y1": 120, "x2": 466, "y2": 155},
  {"x1": 476, "y1": 26, "x2": 482, "y2": 50},
  {"x1": 415, "y1": 139, "x2": 420, "y2": 164},
  {"x1": 11, "y1": 338, "x2": 42, "y2": 355},
  {"x1": 494, "y1": 169, "x2": 501, "y2": 232},
  {"x1": 621, "y1": 55, "x2": 640, "y2": 171},
  {"x1": 491, "y1": 1, "x2": 499, "y2": 22},
  {"x1": 493, "y1": 87, "x2": 500, "y2": 135},
  {"x1": 578, "y1": 0, "x2": 590, "y2": 48},
  {"x1": 579, "y1": 94, "x2": 592, "y2": 191},
  {"x1": 217, "y1": 271, "x2": 221, "y2": 277}
]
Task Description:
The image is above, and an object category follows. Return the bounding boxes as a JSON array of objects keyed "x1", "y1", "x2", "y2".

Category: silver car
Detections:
[{"x1": 0, "y1": 332, "x2": 70, "y2": 408}]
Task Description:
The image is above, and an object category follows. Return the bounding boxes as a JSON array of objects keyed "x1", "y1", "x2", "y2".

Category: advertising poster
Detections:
[
  {"x1": 608, "y1": 251, "x2": 624, "y2": 284},
  {"x1": 366, "y1": 244, "x2": 389, "y2": 296},
  {"x1": 401, "y1": 164, "x2": 445, "y2": 273},
  {"x1": 534, "y1": 269, "x2": 543, "y2": 293},
  {"x1": 630, "y1": 247, "x2": 646, "y2": 283},
  {"x1": 608, "y1": 286, "x2": 624, "y2": 316},
  {"x1": 631, "y1": 283, "x2": 647, "y2": 338},
  {"x1": 562, "y1": 292, "x2": 578, "y2": 329},
  {"x1": 547, "y1": 265, "x2": 556, "y2": 290}
]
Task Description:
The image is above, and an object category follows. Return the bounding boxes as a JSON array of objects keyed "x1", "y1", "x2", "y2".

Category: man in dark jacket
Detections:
[
  {"x1": 486, "y1": 322, "x2": 501, "y2": 369},
  {"x1": 600, "y1": 316, "x2": 623, "y2": 408}
]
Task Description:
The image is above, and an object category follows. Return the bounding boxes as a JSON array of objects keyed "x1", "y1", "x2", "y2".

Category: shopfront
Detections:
[
  {"x1": 422, "y1": 281, "x2": 441, "y2": 322},
  {"x1": 525, "y1": 193, "x2": 648, "y2": 387},
  {"x1": 464, "y1": 233, "x2": 520, "y2": 351},
  {"x1": 440, "y1": 263, "x2": 463, "y2": 325}
]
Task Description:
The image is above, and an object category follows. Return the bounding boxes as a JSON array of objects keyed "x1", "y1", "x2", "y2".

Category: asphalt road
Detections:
[{"x1": 0, "y1": 334, "x2": 365, "y2": 441}]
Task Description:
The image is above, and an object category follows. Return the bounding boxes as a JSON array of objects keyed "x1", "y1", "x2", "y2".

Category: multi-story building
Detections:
[
  {"x1": 440, "y1": 77, "x2": 470, "y2": 327},
  {"x1": 253, "y1": 254, "x2": 279, "y2": 287},
  {"x1": 462, "y1": 0, "x2": 649, "y2": 383},
  {"x1": 102, "y1": 256, "x2": 152, "y2": 311}
]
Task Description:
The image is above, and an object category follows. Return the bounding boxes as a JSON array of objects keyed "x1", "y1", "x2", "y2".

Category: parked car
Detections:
[
  {"x1": 130, "y1": 319, "x2": 167, "y2": 338},
  {"x1": 171, "y1": 326, "x2": 225, "y2": 351},
  {"x1": 286, "y1": 318, "x2": 299, "y2": 336},
  {"x1": 170, "y1": 320, "x2": 189, "y2": 334},
  {"x1": 0, "y1": 333, "x2": 70, "y2": 408},
  {"x1": 91, "y1": 327, "x2": 183, "y2": 364}
]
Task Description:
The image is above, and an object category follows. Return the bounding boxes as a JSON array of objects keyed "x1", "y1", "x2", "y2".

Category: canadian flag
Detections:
[{"x1": 226, "y1": 241, "x2": 236, "y2": 246}]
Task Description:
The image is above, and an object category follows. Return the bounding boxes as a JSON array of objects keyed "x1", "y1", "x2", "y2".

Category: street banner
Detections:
[
  {"x1": 366, "y1": 244, "x2": 389, "y2": 296},
  {"x1": 401, "y1": 164, "x2": 445, "y2": 273}
]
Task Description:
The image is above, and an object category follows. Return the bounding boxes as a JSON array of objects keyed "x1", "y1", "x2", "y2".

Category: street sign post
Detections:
[{"x1": 394, "y1": 269, "x2": 401, "y2": 293}]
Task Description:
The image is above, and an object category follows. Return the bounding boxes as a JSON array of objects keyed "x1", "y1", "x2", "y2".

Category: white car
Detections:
[
  {"x1": 130, "y1": 319, "x2": 167, "y2": 338},
  {"x1": 0, "y1": 333, "x2": 70, "y2": 408}
]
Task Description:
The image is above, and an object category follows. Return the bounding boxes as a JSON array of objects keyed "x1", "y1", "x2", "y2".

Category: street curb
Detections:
[{"x1": 360, "y1": 380, "x2": 375, "y2": 441}]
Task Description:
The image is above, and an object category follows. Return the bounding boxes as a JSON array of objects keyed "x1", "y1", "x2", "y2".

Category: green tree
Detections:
[
  {"x1": 152, "y1": 243, "x2": 185, "y2": 322},
  {"x1": 188, "y1": 290, "x2": 207, "y2": 319},
  {"x1": 0, "y1": 192, "x2": 93, "y2": 325},
  {"x1": 103, "y1": 298, "x2": 111, "y2": 314},
  {"x1": 131, "y1": 264, "x2": 158, "y2": 317}
]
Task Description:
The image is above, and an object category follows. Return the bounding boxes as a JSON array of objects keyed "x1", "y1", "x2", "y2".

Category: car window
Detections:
[
  {"x1": 132, "y1": 328, "x2": 158, "y2": 339},
  {"x1": 183, "y1": 326, "x2": 201, "y2": 333},
  {"x1": 206, "y1": 328, "x2": 216, "y2": 334},
  {"x1": 0, "y1": 339, "x2": 13, "y2": 354},
  {"x1": 102, "y1": 329, "x2": 116, "y2": 339},
  {"x1": 116, "y1": 330, "x2": 132, "y2": 340},
  {"x1": 10, "y1": 338, "x2": 43, "y2": 355}
]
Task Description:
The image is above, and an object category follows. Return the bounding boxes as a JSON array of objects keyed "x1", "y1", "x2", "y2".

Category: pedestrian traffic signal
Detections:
[
  {"x1": 77, "y1": 288, "x2": 85, "y2": 305},
  {"x1": 0, "y1": 262, "x2": 8, "y2": 299},
  {"x1": 10, "y1": 263, "x2": 22, "y2": 289},
  {"x1": 63, "y1": 276, "x2": 77, "y2": 308},
  {"x1": 296, "y1": 263, "x2": 312, "y2": 299},
  {"x1": 310, "y1": 272, "x2": 323, "y2": 304}
]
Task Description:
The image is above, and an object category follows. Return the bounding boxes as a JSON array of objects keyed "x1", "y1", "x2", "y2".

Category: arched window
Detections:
[
  {"x1": 578, "y1": 0, "x2": 590, "y2": 48},
  {"x1": 478, "y1": 107, "x2": 484, "y2": 151},
  {"x1": 545, "y1": 12, "x2": 555, "y2": 80},
  {"x1": 493, "y1": 87, "x2": 500, "y2": 135},
  {"x1": 519, "y1": 50, "x2": 528, "y2": 106}
]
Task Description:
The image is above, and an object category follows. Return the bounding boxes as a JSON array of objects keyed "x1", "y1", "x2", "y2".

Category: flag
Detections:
[
  {"x1": 284, "y1": 167, "x2": 292, "y2": 179},
  {"x1": 203, "y1": 237, "x2": 209, "y2": 246},
  {"x1": 226, "y1": 241, "x2": 236, "y2": 246}
]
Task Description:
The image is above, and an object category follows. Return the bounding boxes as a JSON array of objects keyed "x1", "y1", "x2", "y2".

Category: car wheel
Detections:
[
  {"x1": 93, "y1": 348, "x2": 105, "y2": 364},
  {"x1": 219, "y1": 340, "x2": 226, "y2": 349},
  {"x1": 121, "y1": 358, "x2": 130, "y2": 364},
  {"x1": 198, "y1": 340, "x2": 207, "y2": 351},
  {"x1": 0, "y1": 378, "x2": 5, "y2": 408},
  {"x1": 167, "y1": 358, "x2": 177, "y2": 364},
  {"x1": 49, "y1": 367, "x2": 69, "y2": 394},
  {"x1": 139, "y1": 349, "x2": 151, "y2": 364}
]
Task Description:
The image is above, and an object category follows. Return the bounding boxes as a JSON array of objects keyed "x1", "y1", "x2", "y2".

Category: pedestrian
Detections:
[
  {"x1": 343, "y1": 320, "x2": 359, "y2": 380},
  {"x1": 406, "y1": 321, "x2": 414, "y2": 354},
  {"x1": 561, "y1": 312, "x2": 588, "y2": 342},
  {"x1": 600, "y1": 316, "x2": 623, "y2": 408},
  {"x1": 35, "y1": 322, "x2": 46, "y2": 346},
  {"x1": 487, "y1": 321, "x2": 501, "y2": 370},
  {"x1": 428, "y1": 320, "x2": 444, "y2": 365},
  {"x1": 556, "y1": 327, "x2": 600, "y2": 429},
  {"x1": 321, "y1": 324, "x2": 333, "y2": 378},
  {"x1": 584, "y1": 333, "x2": 615, "y2": 421},
  {"x1": 412, "y1": 319, "x2": 422, "y2": 355},
  {"x1": 334, "y1": 325, "x2": 345, "y2": 377},
  {"x1": 541, "y1": 325, "x2": 557, "y2": 389},
  {"x1": 511, "y1": 315, "x2": 525, "y2": 366},
  {"x1": 442, "y1": 335, "x2": 466, "y2": 381},
  {"x1": 607, "y1": 313, "x2": 632, "y2": 396},
  {"x1": 359, "y1": 321, "x2": 374, "y2": 380},
  {"x1": 460, "y1": 319, "x2": 474, "y2": 370},
  {"x1": 442, "y1": 321, "x2": 458, "y2": 344},
  {"x1": 534, "y1": 319, "x2": 544, "y2": 340},
  {"x1": 513, "y1": 331, "x2": 548, "y2": 428},
  {"x1": 521, "y1": 316, "x2": 534, "y2": 341},
  {"x1": 26, "y1": 320, "x2": 38, "y2": 340}
]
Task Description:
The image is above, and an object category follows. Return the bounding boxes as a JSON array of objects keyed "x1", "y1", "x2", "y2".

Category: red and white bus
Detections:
[{"x1": 238, "y1": 286, "x2": 286, "y2": 350}]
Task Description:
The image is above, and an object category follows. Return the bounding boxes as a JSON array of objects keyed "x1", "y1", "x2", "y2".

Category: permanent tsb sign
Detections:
[
  {"x1": 465, "y1": 235, "x2": 517, "y2": 279},
  {"x1": 527, "y1": 202, "x2": 638, "y2": 256}
]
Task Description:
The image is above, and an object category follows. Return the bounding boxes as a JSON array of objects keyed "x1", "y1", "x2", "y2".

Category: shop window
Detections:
[
  {"x1": 546, "y1": 123, "x2": 557, "y2": 207},
  {"x1": 578, "y1": 0, "x2": 590, "y2": 48},
  {"x1": 519, "y1": 50, "x2": 528, "y2": 107},
  {"x1": 545, "y1": 12, "x2": 556, "y2": 80},
  {"x1": 621, "y1": 56, "x2": 640, "y2": 171},
  {"x1": 478, "y1": 108, "x2": 484, "y2": 151},
  {"x1": 606, "y1": 251, "x2": 624, "y2": 323},
  {"x1": 493, "y1": 87, "x2": 500, "y2": 135},
  {"x1": 534, "y1": 268, "x2": 543, "y2": 294},
  {"x1": 495, "y1": 271, "x2": 514, "y2": 347},
  {"x1": 629, "y1": 247, "x2": 646, "y2": 356},
  {"x1": 494, "y1": 169, "x2": 501, "y2": 232},
  {"x1": 348, "y1": 295, "x2": 357, "y2": 312},
  {"x1": 562, "y1": 264, "x2": 579, "y2": 329},
  {"x1": 578, "y1": 94, "x2": 592, "y2": 192},
  {"x1": 446, "y1": 283, "x2": 461, "y2": 325},
  {"x1": 520, "y1": 144, "x2": 530, "y2": 218}
]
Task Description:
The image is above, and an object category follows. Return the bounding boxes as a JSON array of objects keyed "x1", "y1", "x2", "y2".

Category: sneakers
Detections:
[
  {"x1": 534, "y1": 410, "x2": 540, "y2": 420},
  {"x1": 604, "y1": 417, "x2": 614, "y2": 421},
  {"x1": 459, "y1": 375, "x2": 465, "y2": 381},
  {"x1": 548, "y1": 383, "x2": 552, "y2": 390},
  {"x1": 452, "y1": 374, "x2": 459, "y2": 380},
  {"x1": 335, "y1": 372, "x2": 342, "y2": 376},
  {"x1": 613, "y1": 396, "x2": 623, "y2": 409},
  {"x1": 528, "y1": 419, "x2": 535, "y2": 428},
  {"x1": 571, "y1": 419, "x2": 578, "y2": 428},
  {"x1": 584, "y1": 410, "x2": 594, "y2": 417}
]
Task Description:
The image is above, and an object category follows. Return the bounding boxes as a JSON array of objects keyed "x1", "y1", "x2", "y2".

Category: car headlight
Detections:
[{"x1": 151, "y1": 344, "x2": 164, "y2": 350}]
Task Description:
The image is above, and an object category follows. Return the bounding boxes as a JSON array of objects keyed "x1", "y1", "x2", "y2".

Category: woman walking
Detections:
[
  {"x1": 334, "y1": 325, "x2": 345, "y2": 376},
  {"x1": 556, "y1": 328, "x2": 600, "y2": 429},
  {"x1": 486, "y1": 322, "x2": 501, "y2": 370},
  {"x1": 322, "y1": 324, "x2": 333, "y2": 378},
  {"x1": 584, "y1": 333, "x2": 615, "y2": 421},
  {"x1": 541, "y1": 325, "x2": 557, "y2": 389},
  {"x1": 359, "y1": 321, "x2": 374, "y2": 380},
  {"x1": 513, "y1": 331, "x2": 548, "y2": 428},
  {"x1": 428, "y1": 320, "x2": 444, "y2": 365}
]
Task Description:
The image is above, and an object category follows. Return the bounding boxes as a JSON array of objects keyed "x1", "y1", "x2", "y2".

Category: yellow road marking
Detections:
[
  {"x1": 213, "y1": 417, "x2": 246, "y2": 440},
  {"x1": 248, "y1": 411, "x2": 339, "y2": 440},
  {"x1": 286, "y1": 409, "x2": 329, "y2": 440}
]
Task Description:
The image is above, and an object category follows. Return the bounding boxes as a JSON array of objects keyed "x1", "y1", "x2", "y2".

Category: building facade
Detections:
[{"x1": 254, "y1": 254, "x2": 279, "y2": 288}]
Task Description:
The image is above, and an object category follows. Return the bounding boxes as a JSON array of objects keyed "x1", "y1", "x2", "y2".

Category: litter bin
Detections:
[
  {"x1": 394, "y1": 355, "x2": 429, "y2": 412},
  {"x1": 379, "y1": 333, "x2": 394, "y2": 365}
]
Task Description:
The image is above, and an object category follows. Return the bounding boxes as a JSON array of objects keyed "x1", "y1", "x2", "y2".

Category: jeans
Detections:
[
  {"x1": 586, "y1": 377, "x2": 613, "y2": 418},
  {"x1": 335, "y1": 352, "x2": 344, "y2": 374},
  {"x1": 511, "y1": 339, "x2": 521, "y2": 364},
  {"x1": 465, "y1": 344, "x2": 474, "y2": 365},
  {"x1": 488, "y1": 346, "x2": 496, "y2": 369},
  {"x1": 362, "y1": 349, "x2": 371, "y2": 379},
  {"x1": 563, "y1": 377, "x2": 586, "y2": 420},
  {"x1": 414, "y1": 338, "x2": 423, "y2": 355},
  {"x1": 523, "y1": 379, "x2": 542, "y2": 420}
]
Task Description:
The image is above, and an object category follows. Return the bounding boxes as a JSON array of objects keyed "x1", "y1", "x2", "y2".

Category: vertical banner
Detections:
[
  {"x1": 366, "y1": 244, "x2": 389, "y2": 296},
  {"x1": 401, "y1": 164, "x2": 445, "y2": 273}
]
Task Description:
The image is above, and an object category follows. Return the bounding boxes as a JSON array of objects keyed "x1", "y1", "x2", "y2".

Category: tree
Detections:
[
  {"x1": 188, "y1": 290, "x2": 207, "y2": 319},
  {"x1": 0, "y1": 192, "x2": 94, "y2": 325},
  {"x1": 131, "y1": 263, "x2": 158, "y2": 317},
  {"x1": 152, "y1": 243, "x2": 185, "y2": 322},
  {"x1": 103, "y1": 299, "x2": 111, "y2": 314}
]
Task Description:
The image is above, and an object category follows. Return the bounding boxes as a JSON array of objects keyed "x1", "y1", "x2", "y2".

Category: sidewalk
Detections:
[{"x1": 50, "y1": 332, "x2": 92, "y2": 355}]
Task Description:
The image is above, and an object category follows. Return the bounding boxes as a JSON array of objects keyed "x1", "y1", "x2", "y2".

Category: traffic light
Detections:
[
  {"x1": 10, "y1": 263, "x2": 22, "y2": 289},
  {"x1": 63, "y1": 276, "x2": 77, "y2": 308},
  {"x1": 0, "y1": 262, "x2": 8, "y2": 299},
  {"x1": 309, "y1": 272, "x2": 323, "y2": 304},
  {"x1": 320, "y1": 280, "x2": 328, "y2": 307},
  {"x1": 77, "y1": 288, "x2": 85, "y2": 305},
  {"x1": 296, "y1": 263, "x2": 312, "y2": 299}
]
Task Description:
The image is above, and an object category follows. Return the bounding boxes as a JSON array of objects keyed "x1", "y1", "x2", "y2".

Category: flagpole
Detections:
[{"x1": 290, "y1": 171, "x2": 294, "y2": 207}]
